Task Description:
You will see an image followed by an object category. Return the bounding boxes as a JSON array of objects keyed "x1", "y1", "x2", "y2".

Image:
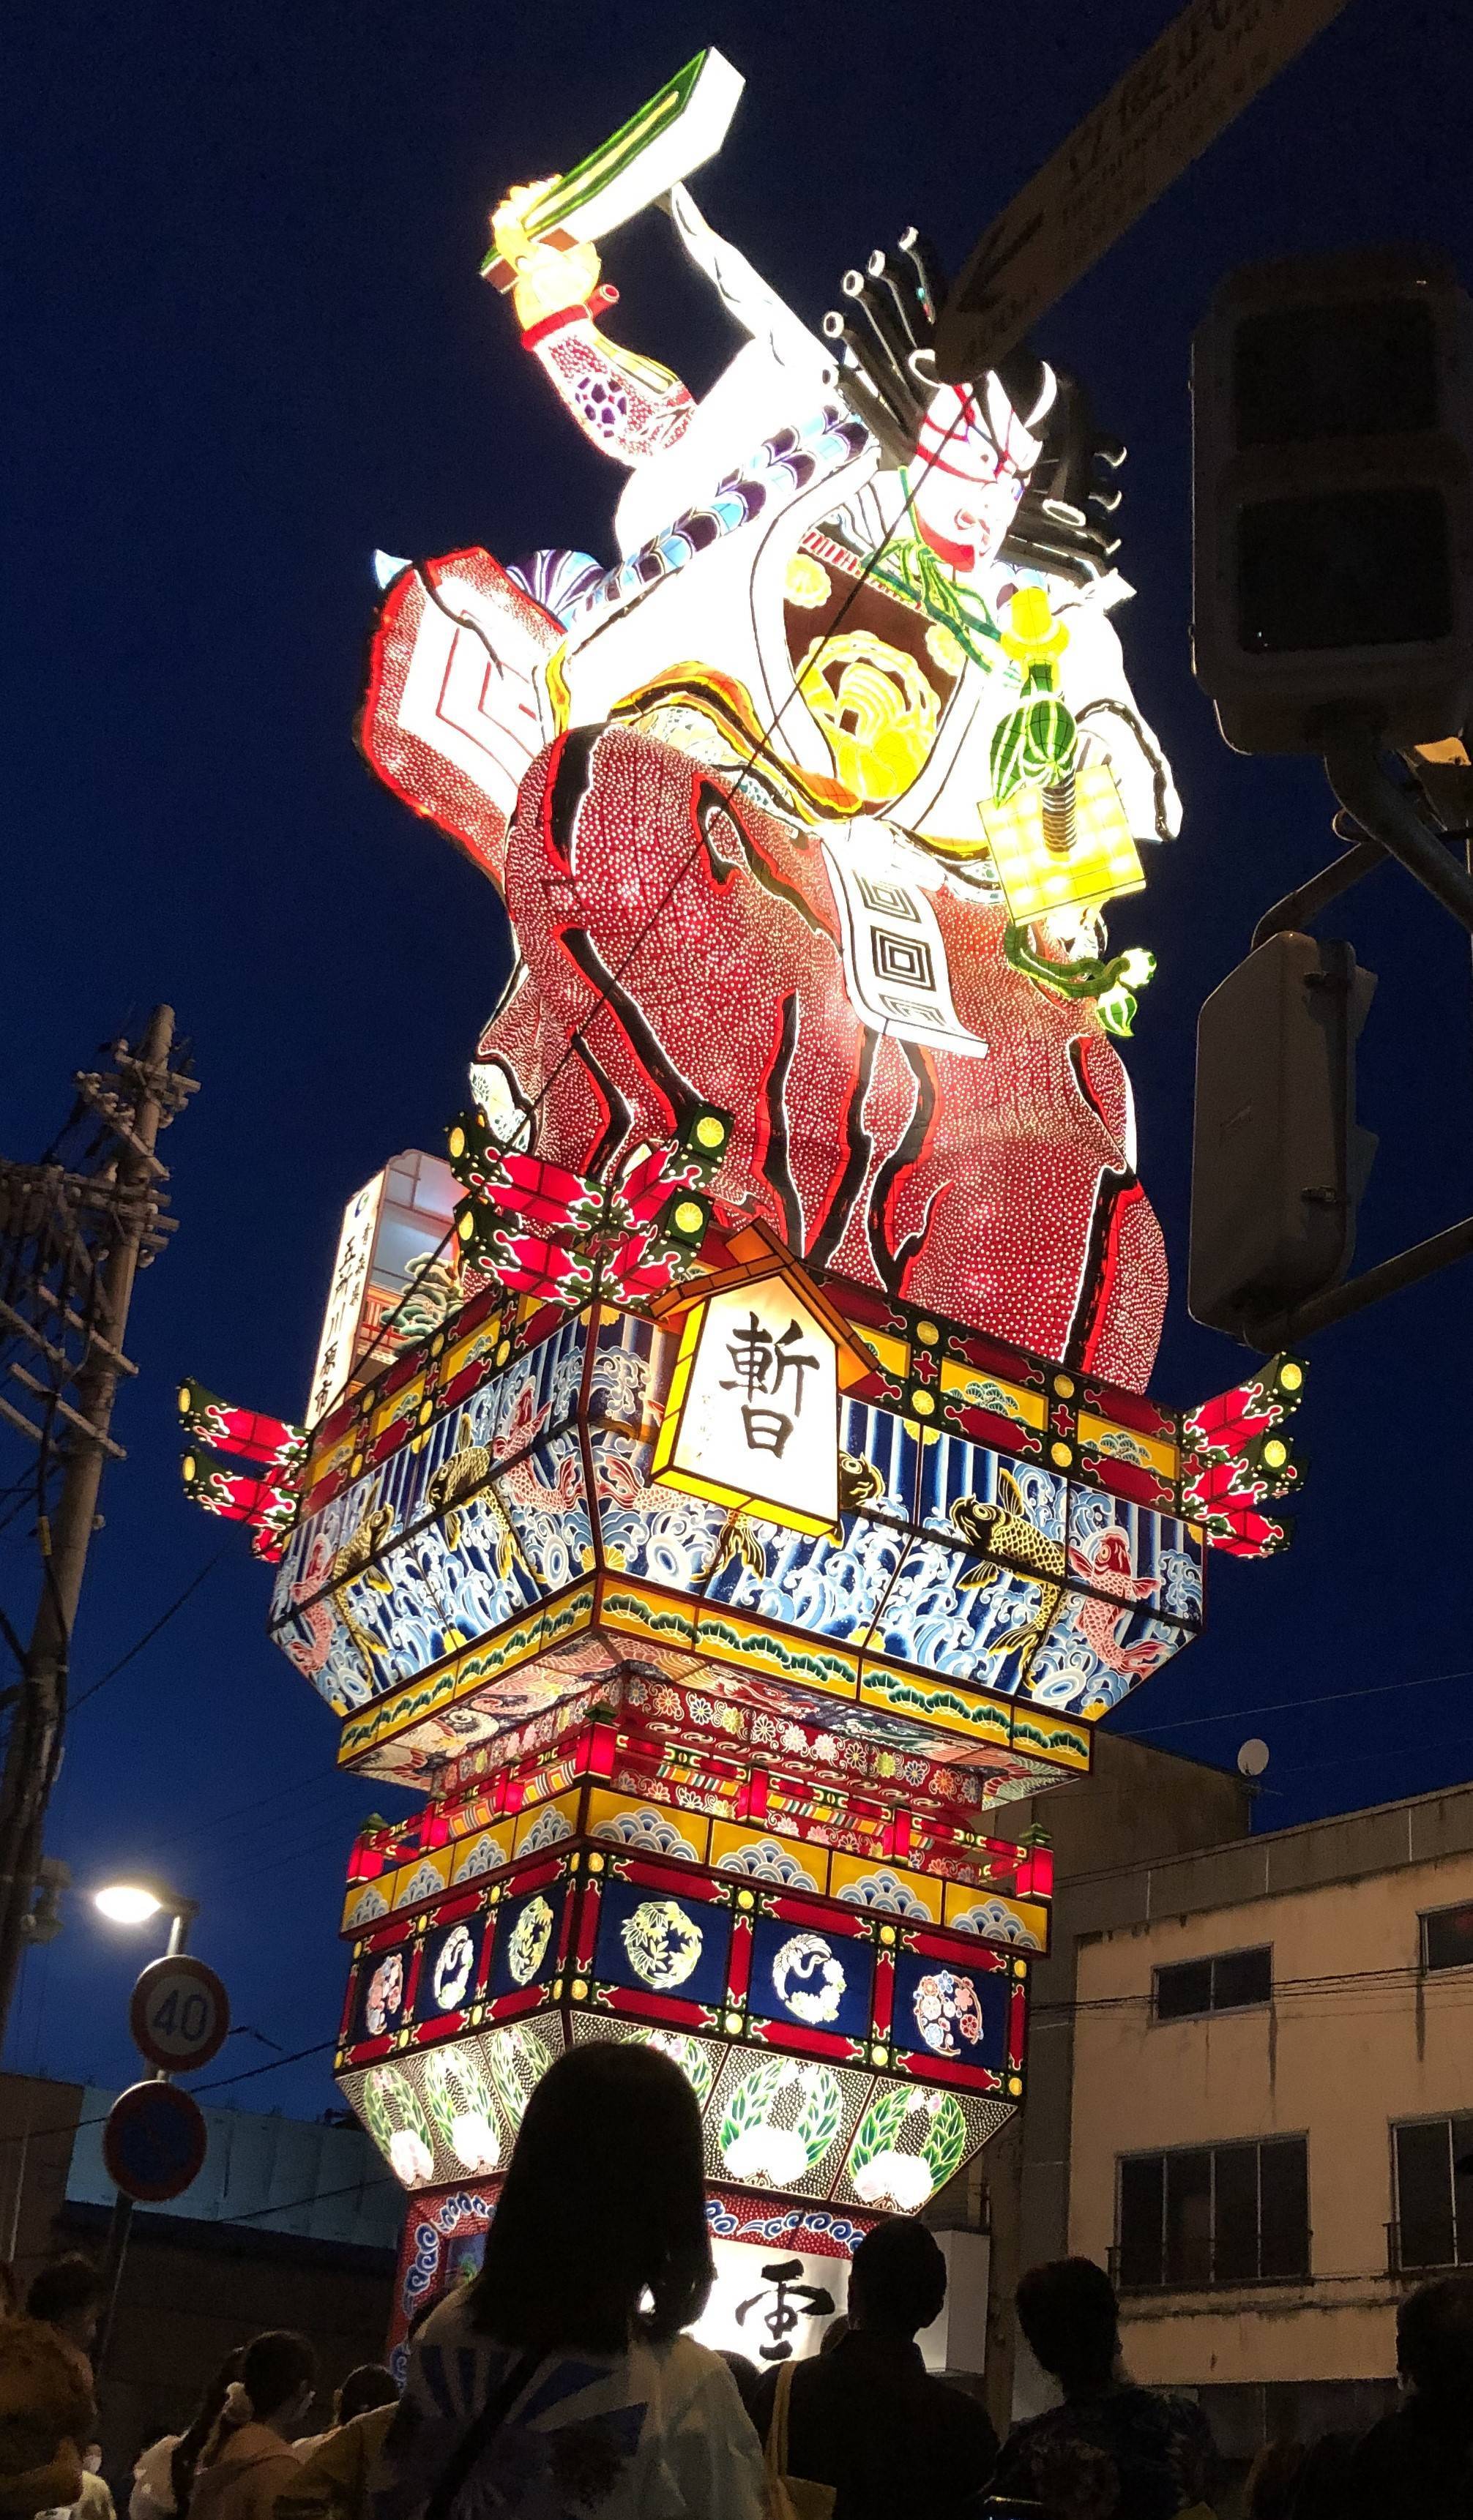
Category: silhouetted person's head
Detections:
[
  {"x1": 1397, "y1": 2273, "x2": 1473, "y2": 2413},
  {"x1": 1245, "y1": 2437, "x2": 1308, "y2": 2520},
  {"x1": 717, "y1": 2350, "x2": 760, "y2": 2415},
  {"x1": 467, "y1": 2043, "x2": 712, "y2": 2353},
  {"x1": 24, "y1": 2258, "x2": 102, "y2": 2357},
  {"x1": 846, "y1": 2219, "x2": 947, "y2": 2342},
  {"x1": 1015, "y1": 2258, "x2": 1120, "y2": 2397},
  {"x1": 334, "y1": 2364, "x2": 398, "y2": 2425},
  {"x1": 233, "y1": 2332, "x2": 318, "y2": 2439}
]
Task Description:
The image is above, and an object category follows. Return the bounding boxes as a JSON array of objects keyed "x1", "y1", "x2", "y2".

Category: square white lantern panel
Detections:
[
  {"x1": 688, "y1": 2229, "x2": 991, "y2": 2376},
  {"x1": 653, "y1": 1279, "x2": 839, "y2": 1536}
]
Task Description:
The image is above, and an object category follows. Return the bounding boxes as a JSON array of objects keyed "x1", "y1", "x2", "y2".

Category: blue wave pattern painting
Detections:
[{"x1": 272, "y1": 1306, "x2": 1202, "y2": 1721}]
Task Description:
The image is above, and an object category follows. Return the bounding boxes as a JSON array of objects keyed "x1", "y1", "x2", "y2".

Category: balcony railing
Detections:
[
  {"x1": 1108, "y1": 2240, "x2": 1312, "y2": 2294},
  {"x1": 1387, "y1": 2219, "x2": 1473, "y2": 2277}
]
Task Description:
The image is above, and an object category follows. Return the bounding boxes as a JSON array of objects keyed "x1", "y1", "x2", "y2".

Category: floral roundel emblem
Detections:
[
  {"x1": 620, "y1": 1899, "x2": 704, "y2": 1992},
  {"x1": 771, "y1": 1931, "x2": 846, "y2": 2026},
  {"x1": 911, "y1": 1967, "x2": 985, "y2": 2058},
  {"x1": 506, "y1": 1894, "x2": 555, "y2": 1986},
  {"x1": 364, "y1": 1951, "x2": 405, "y2": 2037},
  {"x1": 430, "y1": 1922, "x2": 477, "y2": 2013}
]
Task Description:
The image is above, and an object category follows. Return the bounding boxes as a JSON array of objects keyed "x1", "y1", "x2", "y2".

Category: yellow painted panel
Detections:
[
  {"x1": 440, "y1": 1316, "x2": 504, "y2": 1386},
  {"x1": 391, "y1": 1850, "x2": 452, "y2": 1909},
  {"x1": 584, "y1": 1788, "x2": 709, "y2": 1864},
  {"x1": 939, "y1": 1360, "x2": 1048, "y2": 1428},
  {"x1": 307, "y1": 1429, "x2": 356, "y2": 1492},
  {"x1": 858, "y1": 1667, "x2": 1013, "y2": 1747},
  {"x1": 512, "y1": 1786, "x2": 582, "y2": 1855},
  {"x1": 450, "y1": 1829, "x2": 513, "y2": 1884},
  {"x1": 1010, "y1": 1705, "x2": 1091, "y2": 1771},
  {"x1": 1077, "y1": 1410, "x2": 1179, "y2": 1478},
  {"x1": 942, "y1": 1881, "x2": 1049, "y2": 1951},
  {"x1": 341, "y1": 1877, "x2": 395, "y2": 1934},
  {"x1": 854, "y1": 1328, "x2": 909, "y2": 1378},
  {"x1": 370, "y1": 1372, "x2": 427, "y2": 1445},
  {"x1": 708, "y1": 1819, "x2": 825, "y2": 1892},
  {"x1": 828, "y1": 1850, "x2": 941, "y2": 1921}
]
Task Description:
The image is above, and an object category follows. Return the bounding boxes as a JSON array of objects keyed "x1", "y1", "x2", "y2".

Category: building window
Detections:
[
  {"x1": 1116, "y1": 2137, "x2": 1310, "y2": 2289},
  {"x1": 1421, "y1": 1904, "x2": 1473, "y2": 1974},
  {"x1": 1392, "y1": 2117, "x2": 1473, "y2": 2271},
  {"x1": 1154, "y1": 1945, "x2": 1272, "y2": 2022}
]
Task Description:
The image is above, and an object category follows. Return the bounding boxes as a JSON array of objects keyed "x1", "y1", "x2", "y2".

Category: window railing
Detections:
[
  {"x1": 1108, "y1": 2242, "x2": 1313, "y2": 2294},
  {"x1": 1387, "y1": 2219, "x2": 1473, "y2": 2276}
]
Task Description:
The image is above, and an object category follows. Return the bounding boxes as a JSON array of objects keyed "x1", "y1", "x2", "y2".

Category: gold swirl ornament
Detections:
[{"x1": 797, "y1": 629, "x2": 940, "y2": 804}]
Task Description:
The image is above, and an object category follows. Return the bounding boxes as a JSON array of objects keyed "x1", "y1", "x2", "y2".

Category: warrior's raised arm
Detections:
[{"x1": 486, "y1": 180, "x2": 694, "y2": 466}]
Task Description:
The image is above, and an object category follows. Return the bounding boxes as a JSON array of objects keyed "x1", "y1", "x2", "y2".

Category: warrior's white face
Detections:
[{"x1": 909, "y1": 378, "x2": 1050, "y2": 579}]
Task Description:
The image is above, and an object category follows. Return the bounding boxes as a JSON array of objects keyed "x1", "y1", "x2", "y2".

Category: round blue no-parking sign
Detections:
[{"x1": 102, "y1": 2079, "x2": 208, "y2": 2203}]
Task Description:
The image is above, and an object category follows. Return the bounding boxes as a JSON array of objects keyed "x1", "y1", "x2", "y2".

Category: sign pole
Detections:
[
  {"x1": 933, "y1": 0, "x2": 1354, "y2": 382},
  {"x1": 93, "y1": 1910, "x2": 192, "y2": 2384}
]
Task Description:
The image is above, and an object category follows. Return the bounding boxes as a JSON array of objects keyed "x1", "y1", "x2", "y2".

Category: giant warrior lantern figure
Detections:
[{"x1": 184, "y1": 53, "x2": 1303, "y2": 2361}]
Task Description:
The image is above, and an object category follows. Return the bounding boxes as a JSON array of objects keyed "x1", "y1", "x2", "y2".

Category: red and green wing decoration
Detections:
[
  {"x1": 1181, "y1": 1355, "x2": 1307, "y2": 1558},
  {"x1": 445, "y1": 1107, "x2": 730, "y2": 1308},
  {"x1": 179, "y1": 1379, "x2": 305, "y2": 1562}
]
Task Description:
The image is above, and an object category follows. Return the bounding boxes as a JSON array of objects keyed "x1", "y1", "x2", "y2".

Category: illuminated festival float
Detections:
[{"x1": 182, "y1": 51, "x2": 1305, "y2": 2367}]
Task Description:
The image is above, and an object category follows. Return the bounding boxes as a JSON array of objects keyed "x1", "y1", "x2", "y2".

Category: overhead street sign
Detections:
[
  {"x1": 102, "y1": 2079, "x2": 209, "y2": 2205},
  {"x1": 933, "y1": 0, "x2": 1353, "y2": 383},
  {"x1": 129, "y1": 1953, "x2": 231, "y2": 2074}
]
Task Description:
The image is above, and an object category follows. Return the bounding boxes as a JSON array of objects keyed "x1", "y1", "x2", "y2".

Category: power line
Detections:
[
  {"x1": 1269, "y1": 1725, "x2": 1473, "y2": 1783},
  {"x1": 138, "y1": 1757, "x2": 355, "y2": 1861},
  {"x1": 193, "y1": 2038, "x2": 337, "y2": 2095},
  {"x1": 70, "y1": 1550, "x2": 227, "y2": 1714},
  {"x1": 0, "y1": 2035, "x2": 342, "y2": 2153},
  {"x1": 1037, "y1": 1960, "x2": 1473, "y2": 2018},
  {"x1": 1115, "y1": 1665, "x2": 1473, "y2": 1741}
]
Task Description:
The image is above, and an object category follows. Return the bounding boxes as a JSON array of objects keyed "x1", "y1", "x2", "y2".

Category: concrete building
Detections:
[
  {"x1": 1018, "y1": 1771, "x2": 1473, "y2": 2465},
  {"x1": 0, "y1": 2074, "x2": 399, "y2": 2478}
]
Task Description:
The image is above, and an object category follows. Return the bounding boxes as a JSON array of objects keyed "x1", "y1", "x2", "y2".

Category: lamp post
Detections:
[
  {"x1": 90, "y1": 1877, "x2": 199, "y2": 2378},
  {"x1": 92, "y1": 1877, "x2": 197, "y2": 1957}
]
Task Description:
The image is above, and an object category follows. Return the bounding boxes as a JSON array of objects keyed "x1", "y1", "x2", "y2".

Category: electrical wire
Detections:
[
  {"x1": 0, "y1": 2034, "x2": 343, "y2": 2153},
  {"x1": 210, "y1": 2166, "x2": 397, "y2": 2226},
  {"x1": 70, "y1": 1550, "x2": 227, "y2": 1714},
  {"x1": 138, "y1": 1758, "x2": 361, "y2": 1862},
  {"x1": 1268, "y1": 1725, "x2": 1473, "y2": 1784},
  {"x1": 1115, "y1": 1664, "x2": 1473, "y2": 1741}
]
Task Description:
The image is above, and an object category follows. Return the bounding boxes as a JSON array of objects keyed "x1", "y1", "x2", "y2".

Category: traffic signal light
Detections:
[
  {"x1": 1189, "y1": 933, "x2": 1376, "y2": 1339},
  {"x1": 1192, "y1": 247, "x2": 1473, "y2": 752}
]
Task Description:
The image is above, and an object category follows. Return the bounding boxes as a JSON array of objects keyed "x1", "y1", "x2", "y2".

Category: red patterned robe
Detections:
[{"x1": 361, "y1": 551, "x2": 1167, "y2": 1390}]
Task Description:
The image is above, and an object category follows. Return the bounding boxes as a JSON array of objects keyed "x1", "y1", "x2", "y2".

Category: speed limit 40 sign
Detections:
[{"x1": 129, "y1": 1954, "x2": 231, "y2": 2073}]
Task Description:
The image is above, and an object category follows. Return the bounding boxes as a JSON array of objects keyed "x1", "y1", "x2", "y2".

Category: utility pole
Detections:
[{"x1": 0, "y1": 1008, "x2": 196, "y2": 2045}]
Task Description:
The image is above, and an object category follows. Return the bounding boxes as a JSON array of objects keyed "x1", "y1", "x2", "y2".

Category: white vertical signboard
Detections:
[{"x1": 305, "y1": 1172, "x2": 385, "y2": 1427}]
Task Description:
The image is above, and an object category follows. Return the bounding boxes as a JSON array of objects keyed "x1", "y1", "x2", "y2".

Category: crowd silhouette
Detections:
[{"x1": 0, "y1": 2046, "x2": 1468, "y2": 2514}]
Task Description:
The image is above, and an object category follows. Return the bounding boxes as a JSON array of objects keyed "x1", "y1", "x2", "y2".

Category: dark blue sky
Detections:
[{"x1": 4, "y1": 0, "x2": 1471, "y2": 2123}]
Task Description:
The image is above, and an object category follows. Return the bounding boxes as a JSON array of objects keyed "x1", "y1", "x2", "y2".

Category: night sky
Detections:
[{"x1": 5, "y1": 0, "x2": 1472, "y2": 2124}]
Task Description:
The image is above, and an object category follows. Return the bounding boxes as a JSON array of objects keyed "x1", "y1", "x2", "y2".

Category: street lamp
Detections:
[
  {"x1": 89, "y1": 1874, "x2": 201, "y2": 2374},
  {"x1": 92, "y1": 1877, "x2": 198, "y2": 1953}
]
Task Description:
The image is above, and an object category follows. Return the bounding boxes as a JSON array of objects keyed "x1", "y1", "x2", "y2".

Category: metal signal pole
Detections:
[{"x1": 0, "y1": 1007, "x2": 196, "y2": 2045}]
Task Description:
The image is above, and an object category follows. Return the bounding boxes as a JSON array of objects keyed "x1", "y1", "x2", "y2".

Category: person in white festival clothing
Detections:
[{"x1": 370, "y1": 2044, "x2": 764, "y2": 2520}]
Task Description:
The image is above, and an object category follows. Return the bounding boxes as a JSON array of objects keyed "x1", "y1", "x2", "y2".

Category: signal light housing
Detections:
[
  {"x1": 1192, "y1": 247, "x2": 1473, "y2": 753},
  {"x1": 1189, "y1": 933, "x2": 1376, "y2": 1340}
]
